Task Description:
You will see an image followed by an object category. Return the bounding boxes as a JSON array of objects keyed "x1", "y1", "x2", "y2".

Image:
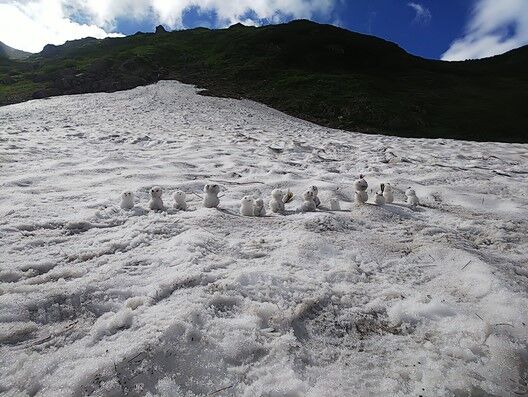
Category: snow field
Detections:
[{"x1": 1, "y1": 81, "x2": 527, "y2": 396}]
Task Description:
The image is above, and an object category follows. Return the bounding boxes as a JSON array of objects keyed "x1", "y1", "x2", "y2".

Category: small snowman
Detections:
[
  {"x1": 374, "y1": 192, "x2": 385, "y2": 205},
  {"x1": 149, "y1": 186, "x2": 164, "y2": 211},
  {"x1": 374, "y1": 184, "x2": 386, "y2": 205},
  {"x1": 269, "y1": 189, "x2": 285, "y2": 214},
  {"x1": 300, "y1": 190, "x2": 317, "y2": 212},
  {"x1": 309, "y1": 185, "x2": 321, "y2": 207},
  {"x1": 253, "y1": 198, "x2": 266, "y2": 217},
  {"x1": 173, "y1": 190, "x2": 188, "y2": 211},
  {"x1": 120, "y1": 191, "x2": 134, "y2": 210},
  {"x1": 354, "y1": 174, "x2": 368, "y2": 204},
  {"x1": 240, "y1": 196, "x2": 254, "y2": 216},
  {"x1": 203, "y1": 184, "x2": 220, "y2": 208},
  {"x1": 330, "y1": 197, "x2": 341, "y2": 211},
  {"x1": 383, "y1": 183, "x2": 394, "y2": 204},
  {"x1": 406, "y1": 187, "x2": 420, "y2": 206}
]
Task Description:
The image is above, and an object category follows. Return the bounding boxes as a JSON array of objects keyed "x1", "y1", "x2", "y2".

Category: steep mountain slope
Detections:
[
  {"x1": 0, "y1": 20, "x2": 527, "y2": 142},
  {"x1": 0, "y1": 41, "x2": 31, "y2": 60}
]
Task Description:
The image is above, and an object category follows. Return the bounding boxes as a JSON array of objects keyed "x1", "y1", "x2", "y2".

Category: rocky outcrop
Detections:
[{"x1": 155, "y1": 25, "x2": 168, "y2": 34}]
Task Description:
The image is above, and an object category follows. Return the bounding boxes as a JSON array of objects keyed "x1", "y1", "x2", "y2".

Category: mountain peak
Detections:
[
  {"x1": 229, "y1": 22, "x2": 247, "y2": 29},
  {"x1": 155, "y1": 25, "x2": 168, "y2": 34}
]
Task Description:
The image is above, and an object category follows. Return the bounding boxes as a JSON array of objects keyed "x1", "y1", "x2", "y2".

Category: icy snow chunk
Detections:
[
  {"x1": 125, "y1": 296, "x2": 147, "y2": 310},
  {"x1": 91, "y1": 309, "x2": 134, "y2": 340},
  {"x1": 251, "y1": 301, "x2": 283, "y2": 330},
  {"x1": 218, "y1": 328, "x2": 267, "y2": 365},
  {"x1": 388, "y1": 298, "x2": 456, "y2": 325},
  {"x1": 242, "y1": 360, "x2": 306, "y2": 397}
]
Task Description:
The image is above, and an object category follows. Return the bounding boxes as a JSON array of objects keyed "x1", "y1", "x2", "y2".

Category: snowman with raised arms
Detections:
[{"x1": 354, "y1": 175, "x2": 368, "y2": 204}]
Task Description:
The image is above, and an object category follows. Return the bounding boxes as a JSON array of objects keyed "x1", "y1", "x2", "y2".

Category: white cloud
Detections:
[
  {"x1": 442, "y1": 0, "x2": 528, "y2": 61},
  {"x1": 77, "y1": 0, "x2": 337, "y2": 30},
  {"x1": 0, "y1": 0, "x2": 122, "y2": 53},
  {"x1": 0, "y1": 0, "x2": 337, "y2": 53},
  {"x1": 407, "y1": 2, "x2": 431, "y2": 25}
]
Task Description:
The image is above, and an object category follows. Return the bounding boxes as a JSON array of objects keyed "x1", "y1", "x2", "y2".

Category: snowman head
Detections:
[
  {"x1": 354, "y1": 177, "x2": 368, "y2": 192},
  {"x1": 254, "y1": 198, "x2": 264, "y2": 208},
  {"x1": 121, "y1": 191, "x2": 134, "y2": 200},
  {"x1": 405, "y1": 188, "x2": 416, "y2": 197},
  {"x1": 204, "y1": 184, "x2": 220, "y2": 195},
  {"x1": 150, "y1": 186, "x2": 162, "y2": 198},
  {"x1": 303, "y1": 190, "x2": 314, "y2": 201},
  {"x1": 384, "y1": 183, "x2": 393, "y2": 193},
  {"x1": 173, "y1": 190, "x2": 186, "y2": 202},
  {"x1": 309, "y1": 185, "x2": 319, "y2": 196},
  {"x1": 271, "y1": 189, "x2": 284, "y2": 200},
  {"x1": 241, "y1": 196, "x2": 253, "y2": 206}
]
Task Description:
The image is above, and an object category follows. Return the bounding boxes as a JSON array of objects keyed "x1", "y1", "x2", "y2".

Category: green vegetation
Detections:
[{"x1": 1, "y1": 20, "x2": 527, "y2": 142}]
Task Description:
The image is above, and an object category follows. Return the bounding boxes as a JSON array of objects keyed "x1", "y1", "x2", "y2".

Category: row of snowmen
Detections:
[
  {"x1": 120, "y1": 176, "x2": 420, "y2": 215},
  {"x1": 353, "y1": 174, "x2": 419, "y2": 206}
]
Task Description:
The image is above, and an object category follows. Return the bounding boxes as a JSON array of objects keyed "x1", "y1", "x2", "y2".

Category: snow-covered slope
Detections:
[{"x1": 1, "y1": 81, "x2": 527, "y2": 397}]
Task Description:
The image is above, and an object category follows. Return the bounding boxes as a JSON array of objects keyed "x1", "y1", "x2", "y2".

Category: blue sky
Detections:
[
  {"x1": 334, "y1": 0, "x2": 472, "y2": 59},
  {"x1": 1, "y1": 0, "x2": 527, "y2": 60}
]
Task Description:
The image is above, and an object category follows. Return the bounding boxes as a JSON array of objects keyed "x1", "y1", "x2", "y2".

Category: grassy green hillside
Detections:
[{"x1": 1, "y1": 20, "x2": 527, "y2": 142}]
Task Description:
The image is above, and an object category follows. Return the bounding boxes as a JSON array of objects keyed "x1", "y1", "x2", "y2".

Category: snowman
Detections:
[{"x1": 354, "y1": 175, "x2": 368, "y2": 204}]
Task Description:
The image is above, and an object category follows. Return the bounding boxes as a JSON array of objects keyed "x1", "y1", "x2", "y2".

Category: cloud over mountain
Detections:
[
  {"x1": 0, "y1": 0, "x2": 337, "y2": 52},
  {"x1": 442, "y1": 0, "x2": 528, "y2": 60}
]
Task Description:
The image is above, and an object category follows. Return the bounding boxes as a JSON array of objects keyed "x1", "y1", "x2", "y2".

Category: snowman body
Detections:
[
  {"x1": 240, "y1": 196, "x2": 254, "y2": 216},
  {"x1": 406, "y1": 188, "x2": 420, "y2": 206},
  {"x1": 149, "y1": 187, "x2": 164, "y2": 211},
  {"x1": 330, "y1": 198, "x2": 341, "y2": 211},
  {"x1": 269, "y1": 189, "x2": 285, "y2": 214},
  {"x1": 383, "y1": 184, "x2": 394, "y2": 204},
  {"x1": 253, "y1": 198, "x2": 266, "y2": 216},
  {"x1": 354, "y1": 177, "x2": 368, "y2": 204},
  {"x1": 301, "y1": 191, "x2": 317, "y2": 212},
  {"x1": 120, "y1": 191, "x2": 134, "y2": 210},
  {"x1": 374, "y1": 192, "x2": 386, "y2": 205},
  {"x1": 173, "y1": 190, "x2": 188, "y2": 210},
  {"x1": 203, "y1": 184, "x2": 220, "y2": 208}
]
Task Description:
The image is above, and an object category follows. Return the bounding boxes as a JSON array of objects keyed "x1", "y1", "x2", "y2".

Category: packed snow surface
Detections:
[{"x1": 1, "y1": 81, "x2": 528, "y2": 397}]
